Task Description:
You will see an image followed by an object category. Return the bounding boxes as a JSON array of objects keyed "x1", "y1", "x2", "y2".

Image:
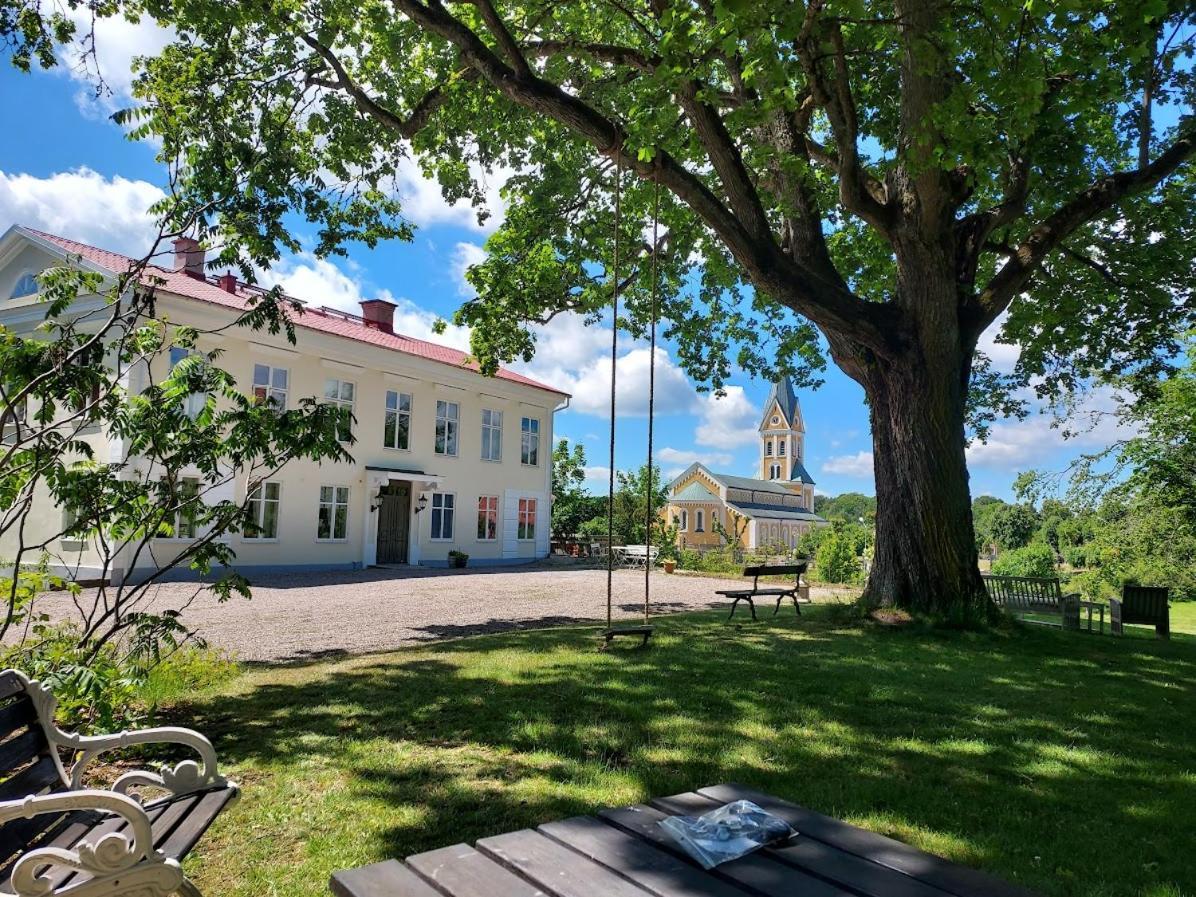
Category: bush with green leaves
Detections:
[
  {"x1": 990, "y1": 543, "x2": 1057, "y2": 579},
  {"x1": 814, "y1": 529, "x2": 863, "y2": 585}
]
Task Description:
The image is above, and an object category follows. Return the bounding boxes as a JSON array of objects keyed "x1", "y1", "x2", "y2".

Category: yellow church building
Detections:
[{"x1": 664, "y1": 377, "x2": 827, "y2": 551}]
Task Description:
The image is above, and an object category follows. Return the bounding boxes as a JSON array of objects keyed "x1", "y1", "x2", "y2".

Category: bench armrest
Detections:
[
  {"x1": 0, "y1": 789, "x2": 161, "y2": 894},
  {"x1": 60, "y1": 726, "x2": 227, "y2": 797}
]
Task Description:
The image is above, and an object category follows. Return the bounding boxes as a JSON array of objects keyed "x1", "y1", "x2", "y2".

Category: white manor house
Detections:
[{"x1": 0, "y1": 225, "x2": 568, "y2": 580}]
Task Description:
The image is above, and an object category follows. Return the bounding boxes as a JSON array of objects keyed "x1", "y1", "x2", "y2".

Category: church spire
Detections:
[{"x1": 759, "y1": 376, "x2": 807, "y2": 483}]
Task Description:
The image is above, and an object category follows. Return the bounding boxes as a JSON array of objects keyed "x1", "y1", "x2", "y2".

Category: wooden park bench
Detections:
[
  {"x1": 1111, "y1": 585, "x2": 1170, "y2": 639},
  {"x1": 716, "y1": 562, "x2": 810, "y2": 621},
  {"x1": 0, "y1": 669, "x2": 238, "y2": 897},
  {"x1": 982, "y1": 574, "x2": 1081, "y2": 630}
]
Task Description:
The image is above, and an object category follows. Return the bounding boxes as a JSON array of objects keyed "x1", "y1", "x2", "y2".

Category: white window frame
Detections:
[
  {"x1": 9, "y1": 271, "x2": 38, "y2": 300},
  {"x1": 317, "y1": 485, "x2": 350, "y2": 541},
  {"x1": 161, "y1": 475, "x2": 200, "y2": 540},
  {"x1": 169, "y1": 347, "x2": 206, "y2": 419},
  {"x1": 481, "y1": 409, "x2": 503, "y2": 461},
  {"x1": 435, "y1": 400, "x2": 460, "y2": 457},
  {"x1": 384, "y1": 390, "x2": 412, "y2": 451},
  {"x1": 245, "y1": 481, "x2": 281, "y2": 541},
  {"x1": 324, "y1": 378, "x2": 356, "y2": 442},
  {"x1": 520, "y1": 417, "x2": 540, "y2": 466},
  {"x1": 517, "y1": 497, "x2": 537, "y2": 541},
  {"x1": 476, "y1": 495, "x2": 499, "y2": 541},
  {"x1": 430, "y1": 492, "x2": 455, "y2": 540},
  {"x1": 252, "y1": 363, "x2": 289, "y2": 410}
]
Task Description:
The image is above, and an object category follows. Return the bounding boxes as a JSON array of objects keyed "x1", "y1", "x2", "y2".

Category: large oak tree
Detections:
[{"x1": 6, "y1": 0, "x2": 1194, "y2": 619}]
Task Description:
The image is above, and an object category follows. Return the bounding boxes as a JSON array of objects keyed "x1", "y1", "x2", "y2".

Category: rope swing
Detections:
[{"x1": 602, "y1": 155, "x2": 661, "y2": 648}]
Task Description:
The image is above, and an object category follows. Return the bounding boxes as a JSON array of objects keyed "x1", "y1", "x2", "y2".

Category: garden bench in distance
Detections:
[
  {"x1": 330, "y1": 782, "x2": 1043, "y2": 897},
  {"x1": 981, "y1": 574, "x2": 1081, "y2": 629},
  {"x1": 0, "y1": 669, "x2": 237, "y2": 897},
  {"x1": 1111, "y1": 585, "x2": 1170, "y2": 639},
  {"x1": 716, "y1": 562, "x2": 810, "y2": 620}
]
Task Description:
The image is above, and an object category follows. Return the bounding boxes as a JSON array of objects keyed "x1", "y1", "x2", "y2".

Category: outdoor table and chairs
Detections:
[{"x1": 331, "y1": 783, "x2": 1041, "y2": 897}]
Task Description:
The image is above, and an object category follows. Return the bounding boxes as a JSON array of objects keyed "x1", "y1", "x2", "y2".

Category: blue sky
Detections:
[{"x1": 0, "y1": 19, "x2": 1133, "y2": 500}]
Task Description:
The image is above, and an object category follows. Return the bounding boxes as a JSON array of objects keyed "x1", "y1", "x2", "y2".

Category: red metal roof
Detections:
[{"x1": 24, "y1": 228, "x2": 567, "y2": 397}]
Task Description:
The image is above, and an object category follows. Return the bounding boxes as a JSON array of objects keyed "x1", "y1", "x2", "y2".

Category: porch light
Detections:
[
  {"x1": 369, "y1": 489, "x2": 384, "y2": 512},
  {"x1": 415, "y1": 493, "x2": 429, "y2": 514}
]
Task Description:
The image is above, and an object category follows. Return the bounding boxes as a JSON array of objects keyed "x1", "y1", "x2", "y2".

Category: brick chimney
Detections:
[
  {"x1": 359, "y1": 298, "x2": 396, "y2": 334},
  {"x1": 172, "y1": 237, "x2": 205, "y2": 280},
  {"x1": 216, "y1": 272, "x2": 238, "y2": 294}
]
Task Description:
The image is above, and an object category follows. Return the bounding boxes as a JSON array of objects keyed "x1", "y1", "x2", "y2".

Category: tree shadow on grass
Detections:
[{"x1": 180, "y1": 607, "x2": 1196, "y2": 897}]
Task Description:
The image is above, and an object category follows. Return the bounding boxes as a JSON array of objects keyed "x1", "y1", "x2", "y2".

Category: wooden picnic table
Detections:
[{"x1": 330, "y1": 783, "x2": 1041, "y2": 897}]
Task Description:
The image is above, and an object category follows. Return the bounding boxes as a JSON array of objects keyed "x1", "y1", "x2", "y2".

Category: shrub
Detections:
[
  {"x1": 991, "y1": 542, "x2": 1056, "y2": 579},
  {"x1": 677, "y1": 549, "x2": 702, "y2": 570},
  {"x1": 697, "y1": 548, "x2": 740, "y2": 573},
  {"x1": 814, "y1": 530, "x2": 862, "y2": 584}
]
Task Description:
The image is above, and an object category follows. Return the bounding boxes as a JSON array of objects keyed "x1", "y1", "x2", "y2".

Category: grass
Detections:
[{"x1": 165, "y1": 604, "x2": 1196, "y2": 897}]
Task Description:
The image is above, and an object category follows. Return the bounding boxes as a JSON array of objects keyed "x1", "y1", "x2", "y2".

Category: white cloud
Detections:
[
  {"x1": 976, "y1": 311, "x2": 1021, "y2": 373},
  {"x1": 693, "y1": 386, "x2": 758, "y2": 449},
  {"x1": 0, "y1": 167, "x2": 164, "y2": 257},
  {"x1": 395, "y1": 157, "x2": 510, "y2": 233},
  {"x1": 583, "y1": 465, "x2": 612, "y2": 489},
  {"x1": 822, "y1": 451, "x2": 875, "y2": 479},
  {"x1": 262, "y1": 254, "x2": 471, "y2": 351},
  {"x1": 967, "y1": 387, "x2": 1136, "y2": 470},
  {"x1": 56, "y1": 11, "x2": 174, "y2": 116},
  {"x1": 657, "y1": 447, "x2": 734, "y2": 478},
  {"x1": 451, "y1": 242, "x2": 487, "y2": 297}
]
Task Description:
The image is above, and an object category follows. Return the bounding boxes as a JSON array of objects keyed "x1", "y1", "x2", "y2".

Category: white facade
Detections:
[{"x1": 0, "y1": 227, "x2": 566, "y2": 580}]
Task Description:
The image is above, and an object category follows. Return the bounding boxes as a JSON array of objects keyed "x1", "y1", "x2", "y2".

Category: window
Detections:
[
  {"x1": 430, "y1": 492, "x2": 455, "y2": 540},
  {"x1": 517, "y1": 498, "x2": 537, "y2": 541},
  {"x1": 481, "y1": 409, "x2": 503, "y2": 461},
  {"x1": 779, "y1": 441, "x2": 786, "y2": 456},
  {"x1": 252, "y1": 364, "x2": 288, "y2": 409},
  {"x1": 711, "y1": 508, "x2": 719, "y2": 529},
  {"x1": 164, "y1": 476, "x2": 200, "y2": 539},
  {"x1": 9, "y1": 273, "x2": 38, "y2": 300},
  {"x1": 170, "y1": 347, "x2": 206, "y2": 419},
  {"x1": 520, "y1": 417, "x2": 540, "y2": 465},
  {"x1": 435, "y1": 400, "x2": 459, "y2": 456},
  {"x1": 765, "y1": 440, "x2": 773, "y2": 456},
  {"x1": 769, "y1": 463, "x2": 781, "y2": 479},
  {"x1": 477, "y1": 496, "x2": 499, "y2": 540},
  {"x1": 324, "y1": 378, "x2": 355, "y2": 442},
  {"x1": 317, "y1": 485, "x2": 349, "y2": 540},
  {"x1": 384, "y1": 391, "x2": 411, "y2": 450},
  {"x1": 680, "y1": 510, "x2": 688, "y2": 531},
  {"x1": 695, "y1": 509, "x2": 705, "y2": 532},
  {"x1": 245, "y1": 482, "x2": 281, "y2": 539}
]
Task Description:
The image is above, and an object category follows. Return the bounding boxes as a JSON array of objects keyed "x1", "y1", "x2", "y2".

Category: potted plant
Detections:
[
  {"x1": 448, "y1": 550, "x2": 469, "y2": 569},
  {"x1": 662, "y1": 558, "x2": 676, "y2": 574}
]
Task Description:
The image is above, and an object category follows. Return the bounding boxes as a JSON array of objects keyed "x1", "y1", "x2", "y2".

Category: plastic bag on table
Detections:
[{"x1": 658, "y1": 799, "x2": 797, "y2": 869}]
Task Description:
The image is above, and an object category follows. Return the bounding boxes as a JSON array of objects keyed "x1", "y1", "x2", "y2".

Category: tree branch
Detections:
[{"x1": 976, "y1": 127, "x2": 1195, "y2": 324}]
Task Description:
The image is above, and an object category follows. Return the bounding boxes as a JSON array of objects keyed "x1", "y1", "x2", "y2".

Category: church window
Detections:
[
  {"x1": 695, "y1": 510, "x2": 704, "y2": 532},
  {"x1": 779, "y1": 441, "x2": 786, "y2": 456},
  {"x1": 765, "y1": 440, "x2": 772, "y2": 456}
]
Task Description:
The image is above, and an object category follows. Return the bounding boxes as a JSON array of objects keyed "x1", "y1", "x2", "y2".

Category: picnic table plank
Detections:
[
  {"x1": 651, "y1": 792, "x2": 957, "y2": 897},
  {"x1": 478, "y1": 828, "x2": 657, "y2": 897},
  {"x1": 599, "y1": 803, "x2": 854, "y2": 897},
  {"x1": 405, "y1": 842, "x2": 545, "y2": 896},
  {"x1": 698, "y1": 785, "x2": 1041, "y2": 897},
  {"x1": 538, "y1": 815, "x2": 754, "y2": 897},
  {"x1": 331, "y1": 859, "x2": 442, "y2": 897}
]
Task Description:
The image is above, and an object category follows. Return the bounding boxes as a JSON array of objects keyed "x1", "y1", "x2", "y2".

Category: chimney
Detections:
[
  {"x1": 172, "y1": 237, "x2": 205, "y2": 280},
  {"x1": 359, "y1": 298, "x2": 396, "y2": 334},
  {"x1": 216, "y1": 272, "x2": 238, "y2": 294}
]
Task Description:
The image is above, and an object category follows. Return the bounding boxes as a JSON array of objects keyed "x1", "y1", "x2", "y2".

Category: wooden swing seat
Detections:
[{"x1": 600, "y1": 626, "x2": 653, "y2": 648}]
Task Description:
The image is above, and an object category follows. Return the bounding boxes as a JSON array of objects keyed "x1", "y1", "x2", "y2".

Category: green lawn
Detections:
[{"x1": 175, "y1": 605, "x2": 1196, "y2": 897}]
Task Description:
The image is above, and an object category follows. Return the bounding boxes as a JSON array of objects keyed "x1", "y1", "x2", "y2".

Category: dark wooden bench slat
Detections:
[
  {"x1": 0, "y1": 728, "x2": 50, "y2": 773},
  {"x1": 405, "y1": 842, "x2": 545, "y2": 897},
  {"x1": 477, "y1": 828, "x2": 658, "y2": 897},
  {"x1": 332, "y1": 860, "x2": 444, "y2": 897},
  {"x1": 654, "y1": 791, "x2": 956, "y2": 897},
  {"x1": 600, "y1": 803, "x2": 853, "y2": 897},
  {"x1": 0, "y1": 698, "x2": 40, "y2": 740},
  {"x1": 0, "y1": 674, "x2": 28, "y2": 702},
  {"x1": 155, "y1": 786, "x2": 238, "y2": 860},
  {"x1": 0, "y1": 755, "x2": 64, "y2": 803},
  {"x1": 539, "y1": 814, "x2": 755, "y2": 897},
  {"x1": 698, "y1": 785, "x2": 1041, "y2": 897}
]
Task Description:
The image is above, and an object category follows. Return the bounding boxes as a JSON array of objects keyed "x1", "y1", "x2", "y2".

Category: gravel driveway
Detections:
[{"x1": 35, "y1": 564, "x2": 803, "y2": 662}]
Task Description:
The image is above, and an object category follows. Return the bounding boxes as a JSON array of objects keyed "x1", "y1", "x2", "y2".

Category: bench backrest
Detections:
[
  {"x1": 982, "y1": 574, "x2": 1064, "y2": 609},
  {"x1": 743, "y1": 562, "x2": 808, "y2": 583},
  {"x1": 1120, "y1": 586, "x2": 1169, "y2": 624},
  {"x1": 0, "y1": 670, "x2": 68, "y2": 863}
]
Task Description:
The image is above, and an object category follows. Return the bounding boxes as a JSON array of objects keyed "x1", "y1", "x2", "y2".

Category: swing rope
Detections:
[
  {"x1": 605, "y1": 156, "x2": 622, "y2": 631},
  {"x1": 643, "y1": 179, "x2": 660, "y2": 625}
]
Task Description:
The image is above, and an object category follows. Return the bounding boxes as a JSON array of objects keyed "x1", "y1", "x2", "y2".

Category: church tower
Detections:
[{"x1": 758, "y1": 376, "x2": 816, "y2": 507}]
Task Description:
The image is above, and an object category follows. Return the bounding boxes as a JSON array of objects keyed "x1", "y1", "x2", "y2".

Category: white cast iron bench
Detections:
[{"x1": 0, "y1": 669, "x2": 238, "y2": 897}]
